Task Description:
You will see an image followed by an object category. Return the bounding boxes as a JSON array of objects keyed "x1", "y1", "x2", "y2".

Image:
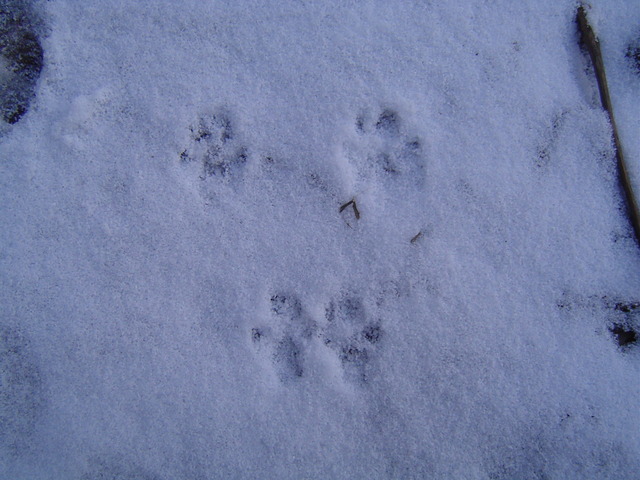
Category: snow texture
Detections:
[{"x1": 1, "y1": 0, "x2": 639, "y2": 478}]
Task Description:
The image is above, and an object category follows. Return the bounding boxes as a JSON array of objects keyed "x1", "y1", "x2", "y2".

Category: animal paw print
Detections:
[
  {"x1": 608, "y1": 300, "x2": 639, "y2": 348},
  {"x1": 0, "y1": 2, "x2": 44, "y2": 125},
  {"x1": 251, "y1": 293, "x2": 316, "y2": 382},
  {"x1": 322, "y1": 294, "x2": 383, "y2": 385},
  {"x1": 180, "y1": 110, "x2": 248, "y2": 182},
  {"x1": 556, "y1": 292, "x2": 639, "y2": 349},
  {"x1": 251, "y1": 292, "x2": 384, "y2": 386},
  {"x1": 346, "y1": 108, "x2": 426, "y2": 189}
]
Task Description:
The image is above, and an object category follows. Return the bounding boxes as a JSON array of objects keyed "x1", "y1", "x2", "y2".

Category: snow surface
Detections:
[{"x1": 1, "y1": 0, "x2": 640, "y2": 478}]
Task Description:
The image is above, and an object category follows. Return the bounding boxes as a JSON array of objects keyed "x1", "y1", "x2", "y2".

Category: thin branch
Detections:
[{"x1": 577, "y1": 5, "x2": 640, "y2": 246}]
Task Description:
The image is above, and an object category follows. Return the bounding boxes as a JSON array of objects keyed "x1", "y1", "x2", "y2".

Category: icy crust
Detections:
[{"x1": 0, "y1": 0, "x2": 639, "y2": 478}]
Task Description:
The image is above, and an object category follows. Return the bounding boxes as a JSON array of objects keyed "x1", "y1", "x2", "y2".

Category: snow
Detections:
[{"x1": 1, "y1": 0, "x2": 639, "y2": 478}]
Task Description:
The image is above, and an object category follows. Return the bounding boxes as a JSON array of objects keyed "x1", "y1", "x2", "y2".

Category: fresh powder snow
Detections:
[{"x1": 1, "y1": 0, "x2": 639, "y2": 478}]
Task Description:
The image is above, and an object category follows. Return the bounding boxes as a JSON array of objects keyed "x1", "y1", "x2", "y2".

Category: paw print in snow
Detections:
[
  {"x1": 347, "y1": 108, "x2": 426, "y2": 189},
  {"x1": 322, "y1": 294, "x2": 383, "y2": 385},
  {"x1": 0, "y1": 2, "x2": 44, "y2": 125},
  {"x1": 180, "y1": 110, "x2": 248, "y2": 182},
  {"x1": 251, "y1": 293, "x2": 316, "y2": 382},
  {"x1": 251, "y1": 292, "x2": 384, "y2": 386}
]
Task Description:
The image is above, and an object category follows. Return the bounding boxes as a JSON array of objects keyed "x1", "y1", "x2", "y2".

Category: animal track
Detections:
[
  {"x1": 322, "y1": 294, "x2": 383, "y2": 385},
  {"x1": 608, "y1": 300, "x2": 639, "y2": 348},
  {"x1": 535, "y1": 110, "x2": 568, "y2": 169},
  {"x1": 0, "y1": 0, "x2": 44, "y2": 125},
  {"x1": 180, "y1": 110, "x2": 248, "y2": 183},
  {"x1": 251, "y1": 291, "x2": 383, "y2": 385},
  {"x1": 626, "y1": 34, "x2": 640, "y2": 75},
  {"x1": 347, "y1": 108, "x2": 426, "y2": 189},
  {"x1": 251, "y1": 294, "x2": 315, "y2": 382},
  {"x1": 556, "y1": 292, "x2": 639, "y2": 349},
  {"x1": 533, "y1": 107, "x2": 614, "y2": 178}
]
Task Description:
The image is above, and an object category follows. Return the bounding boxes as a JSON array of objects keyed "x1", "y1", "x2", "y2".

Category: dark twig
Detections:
[
  {"x1": 352, "y1": 200, "x2": 360, "y2": 219},
  {"x1": 339, "y1": 199, "x2": 353, "y2": 213},
  {"x1": 340, "y1": 198, "x2": 360, "y2": 220}
]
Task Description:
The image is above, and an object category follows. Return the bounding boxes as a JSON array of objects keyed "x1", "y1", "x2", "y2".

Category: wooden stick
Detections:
[
  {"x1": 577, "y1": 6, "x2": 640, "y2": 246},
  {"x1": 339, "y1": 198, "x2": 360, "y2": 220}
]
